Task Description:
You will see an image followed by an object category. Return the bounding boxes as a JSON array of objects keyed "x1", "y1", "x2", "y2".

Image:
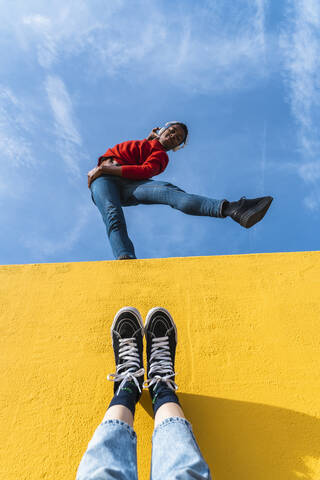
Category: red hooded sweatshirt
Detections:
[{"x1": 98, "y1": 139, "x2": 169, "y2": 180}]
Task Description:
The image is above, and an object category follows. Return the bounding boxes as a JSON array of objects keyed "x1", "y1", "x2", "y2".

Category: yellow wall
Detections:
[{"x1": 1, "y1": 252, "x2": 320, "y2": 480}]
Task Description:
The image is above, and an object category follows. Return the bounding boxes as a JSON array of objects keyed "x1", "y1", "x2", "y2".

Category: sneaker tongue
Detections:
[
  {"x1": 120, "y1": 322, "x2": 134, "y2": 338},
  {"x1": 155, "y1": 323, "x2": 167, "y2": 337}
]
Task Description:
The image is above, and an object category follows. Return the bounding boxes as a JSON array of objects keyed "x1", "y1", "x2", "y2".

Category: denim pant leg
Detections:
[
  {"x1": 128, "y1": 180, "x2": 225, "y2": 218},
  {"x1": 90, "y1": 176, "x2": 136, "y2": 259},
  {"x1": 76, "y1": 417, "x2": 138, "y2": 480},
  {"x1": 151, "y1": 417, "x2": 211, "y2": 480}
]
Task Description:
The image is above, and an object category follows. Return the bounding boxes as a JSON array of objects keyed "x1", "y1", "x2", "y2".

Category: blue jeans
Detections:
[
  {"x1": 90, "y1": 175, "x2": 225, "y2": 259},
  {"x1": 76, "y1": 415, "x2": 211, "y2": 480}
]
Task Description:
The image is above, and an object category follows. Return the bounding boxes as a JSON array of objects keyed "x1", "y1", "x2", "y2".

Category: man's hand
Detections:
[
  {"x1": 88, "y1": 166, "x2": 102, "y2": 188},
  {"x1": 88, "y1": 162, "x2": 122, "y2": 188},
  {"x1": 147, "y1": 127, "x2": 160, "y2": 141}
]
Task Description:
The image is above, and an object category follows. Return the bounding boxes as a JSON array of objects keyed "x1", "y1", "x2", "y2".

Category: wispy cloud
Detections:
[
  {"x1": 281, "y1": 0, "x2": 320, "y2": 157},
  {"x1": 22, "y1": 14, "x2": 56, "y2": 68},
  {"x1": 18, "y1": 0, "x2": 267, "y2": 93},
  {"x1": 45, "y1": 75, "x2": 83, "y2": 175},
  {"x1": 0, "y1": 86, "x2": 35, "y2": 168},
  {"x1": 280, "y1": 0, "x2": 320, "y2": 208},
  {"x1": 256, "y1": 0, "x2": 267, "y2": 48},
  {"x1": 304, "y1": 191, "x2": 320, "y2": 211},
  {"x1": 89, "y1": 0, "x2": 268, "y2": 92}
]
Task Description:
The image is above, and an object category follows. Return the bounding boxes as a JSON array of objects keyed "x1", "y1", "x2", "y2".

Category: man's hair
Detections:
[{"x1": 173, "y1": 122, "x2": 188, "y2": 145}]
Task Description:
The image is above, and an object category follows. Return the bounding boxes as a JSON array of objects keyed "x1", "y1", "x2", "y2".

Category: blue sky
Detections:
[{"x1": 1, "y1": 0, "x2": 319, "y2": 264}]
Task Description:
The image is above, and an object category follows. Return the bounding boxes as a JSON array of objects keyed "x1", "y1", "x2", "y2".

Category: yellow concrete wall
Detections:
[{"x1": 1, "y1": 252, "x2": 320, "y2": 480}]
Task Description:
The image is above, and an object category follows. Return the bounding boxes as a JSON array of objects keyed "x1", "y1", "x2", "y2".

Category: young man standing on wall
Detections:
[{"x1": 88, "y1": 122, "x2": 273, "y2": 259}]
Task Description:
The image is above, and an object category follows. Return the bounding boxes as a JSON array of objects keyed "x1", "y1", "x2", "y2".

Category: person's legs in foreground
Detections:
[
  {"x1": 76, "y1": 307, "x2": 144, "y2": 480},
  {"x1": 144, "y1": 307, "x2": 211, "y2": 480},
  {"x1": 90, "y1": 175, "x2": 136, "y2": 260}
]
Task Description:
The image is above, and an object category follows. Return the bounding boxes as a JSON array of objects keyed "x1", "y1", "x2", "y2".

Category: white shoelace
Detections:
[
  {"x1": 107, "y1": 337, "x2": 144, "y2": 395},
  {"x1": 143, "y1": 336, "x2": 178, "y2": 391}
]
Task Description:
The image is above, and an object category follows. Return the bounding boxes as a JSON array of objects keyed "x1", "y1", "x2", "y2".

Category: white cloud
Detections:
[
  {"x1": 90, "y1": 0, "x2": 268, "y2": 92},
  {"x1": 280, "y1": 0, "x2": 320, "y2": 209},
  {"x1": 0, "y1": 86, "x2": 35, "y2": 168},
  {"x1": 304, "y1": 192, "x2": 320, "y2": 211},
  {"x1": 46, "y1": 75, "x2": 81, "y2": 144},
  {"x1": 299, "y1": 161, "x2": 320, "y2": 183},
  {"x1": 255, "y1": 0, "x2": 267, "y2": 49},
  {"x1": 16, "y1": 0, "x2": 267, "y2": 93},
  {"x1": 23, "y1": 14, "x2": 51, "y2": 27},
  {"x1": 0, "y1": 77, "x2": 82, "y2": 192},
  {"x1": 22, "y1": 14, "x2": 56, "y2": 68},
  {"x1": 45, "y1": 75, "x2": 82, "y2": 175}
]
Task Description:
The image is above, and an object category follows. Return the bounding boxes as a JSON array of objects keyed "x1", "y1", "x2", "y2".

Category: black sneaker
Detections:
[
  {"x1": 107, "y1": 307, "x2": 144, "y2": 395},
  {"x1": 228, "y1": 196, "x2": 273, "y2": 228},
  {"x1": 143, "y1": 307, "x2": 178, "y2": 392},
  {"x1": 118, "y1": 254, "x2": 135, "y2": 260}
]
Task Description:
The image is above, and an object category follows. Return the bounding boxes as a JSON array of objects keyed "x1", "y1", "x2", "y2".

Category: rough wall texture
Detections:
[{"x1": 1, "y1": 252, "x2": 320, "y2": 479}]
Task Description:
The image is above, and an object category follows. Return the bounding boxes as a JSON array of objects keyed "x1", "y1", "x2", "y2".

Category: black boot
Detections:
[{"x1": 222, "y1": 196, "x2": 273, "y2": 228}]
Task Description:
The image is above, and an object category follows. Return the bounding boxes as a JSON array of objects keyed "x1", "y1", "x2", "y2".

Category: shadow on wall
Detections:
[{"x1": 141, "y1": 393, "x2": 320, "y2": 480}]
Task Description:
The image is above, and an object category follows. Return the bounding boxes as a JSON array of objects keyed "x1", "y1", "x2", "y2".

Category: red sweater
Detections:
[{"x1": 98, "y1": 139, "x2": 169, "y2": 180}]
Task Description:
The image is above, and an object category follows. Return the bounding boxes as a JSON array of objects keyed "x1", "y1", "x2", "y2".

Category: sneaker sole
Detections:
[
  {"x1": 144, "y1": 307, "x2": 177, "y2": 343},
  {"x1": 110, "y1": 306, "x2": 144, "y2": 348},
  {"x1": 241, "y1": 196, "x2": 273, "y2": 229}
]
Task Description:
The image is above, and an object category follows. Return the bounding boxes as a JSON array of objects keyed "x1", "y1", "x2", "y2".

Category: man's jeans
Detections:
[
  {"x1": 90, "y1": 175, "x2": 225, "y2": 259},
  {"x1": 76, "y1": 416, "x2": 211, "y2": 480}
]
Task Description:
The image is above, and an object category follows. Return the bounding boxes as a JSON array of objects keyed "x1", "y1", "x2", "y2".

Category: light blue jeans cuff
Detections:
[
  {"x1": 76, "y1": 416, "x2": 211, "y2": 480},
  {"x1": 151, "y1": 417, "x2": 211, "y2": 480},
  {"x1": 76, "y1": 419, "x2": 138, "y2": 480}
]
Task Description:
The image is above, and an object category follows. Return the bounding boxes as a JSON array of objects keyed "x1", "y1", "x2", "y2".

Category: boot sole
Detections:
[{"x1": 241, "y1": 196, "x2": 273, "y2": 228}]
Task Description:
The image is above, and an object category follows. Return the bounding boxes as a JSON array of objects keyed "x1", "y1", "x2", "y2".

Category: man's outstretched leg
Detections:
[
  {"x1": 76, "y1": 307, "x2": 144, "y2": 480},
  {"x1": 130, "y1": 180, "x2": 273, "y2": 228},
  {"x1": 144, "y1": 307, "x2": 212, "y2": 480}
]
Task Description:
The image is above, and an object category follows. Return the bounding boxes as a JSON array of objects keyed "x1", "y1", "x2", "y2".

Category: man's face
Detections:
[{"x1": 159, "y1": 124, "x2": 185, "y2": 151}]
